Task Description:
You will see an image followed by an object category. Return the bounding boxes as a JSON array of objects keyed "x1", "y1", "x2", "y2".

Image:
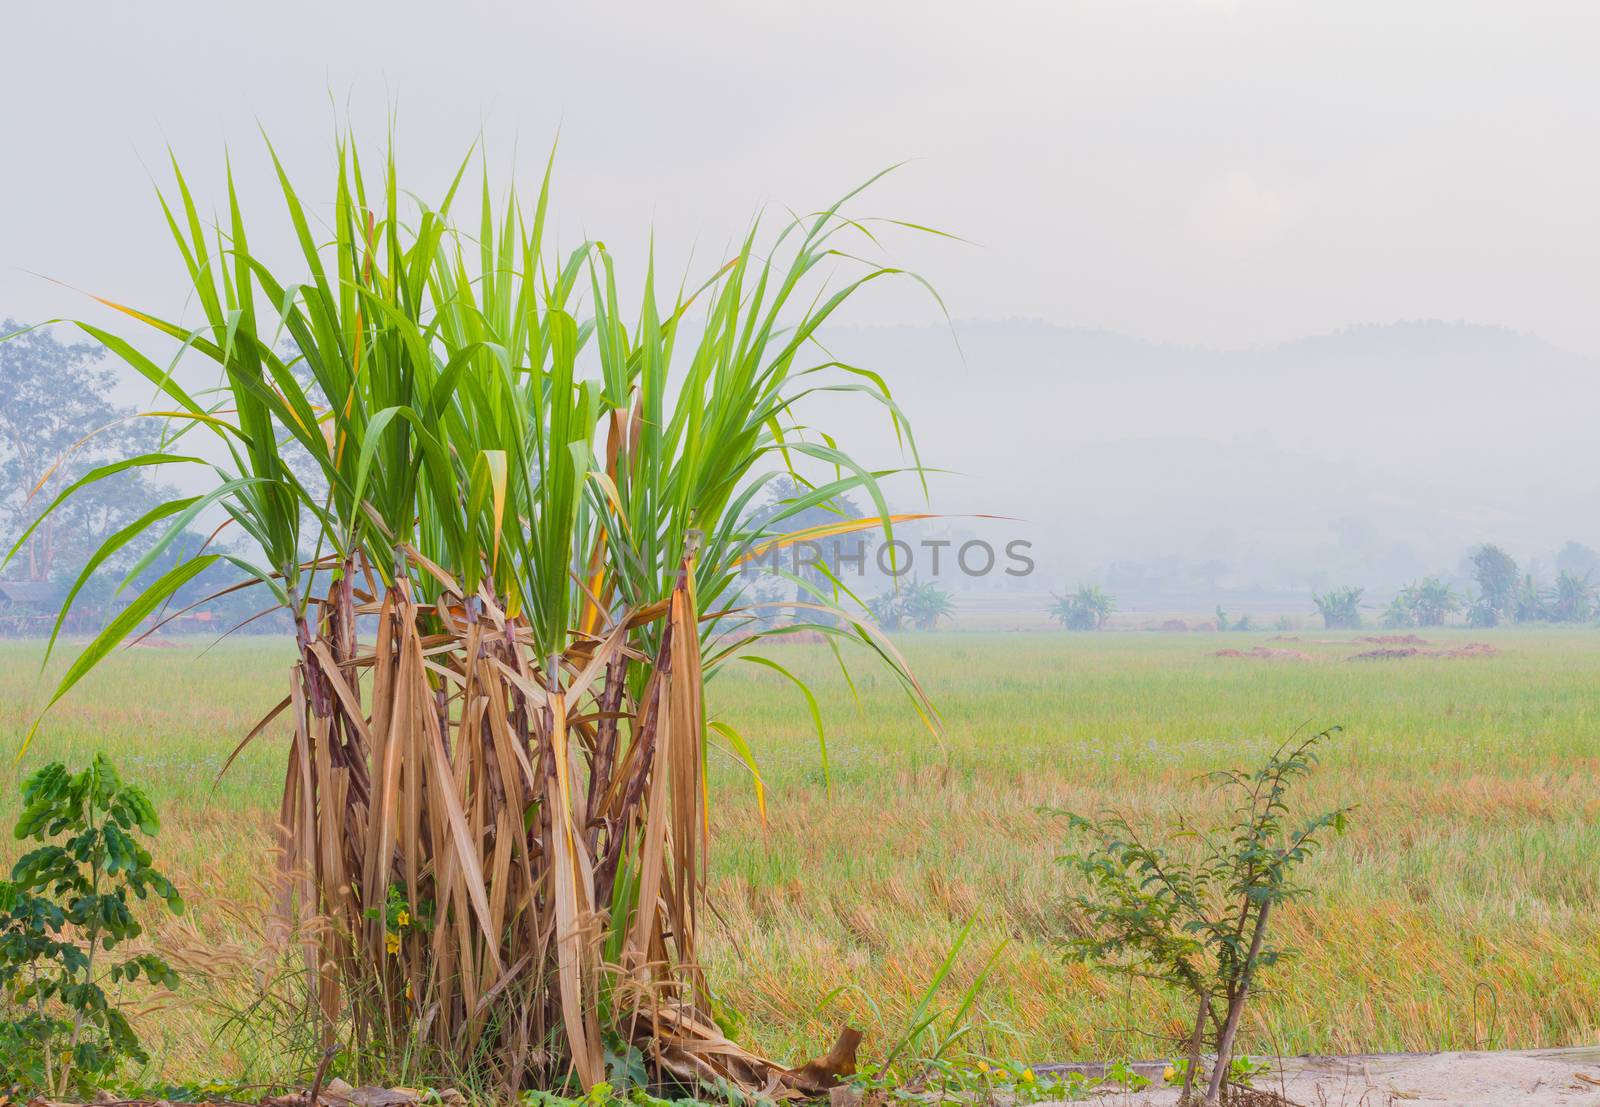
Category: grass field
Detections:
[{"x1": 2, "y1": 628, "x2": 1597, "y2": 1082}]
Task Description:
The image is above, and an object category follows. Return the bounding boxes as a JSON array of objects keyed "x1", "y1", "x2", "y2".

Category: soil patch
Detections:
[
  {"x1": 1349, "y1": 642, "x2": 1498, "y2": 661},
  {"x1": 1214, "y1": 646, "x2": 1317, "y2": 661}
]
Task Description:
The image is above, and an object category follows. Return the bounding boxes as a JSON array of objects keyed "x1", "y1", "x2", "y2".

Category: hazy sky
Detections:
[{"x1": 6, "y1": 0, "x2": 1600, "y2": 353}]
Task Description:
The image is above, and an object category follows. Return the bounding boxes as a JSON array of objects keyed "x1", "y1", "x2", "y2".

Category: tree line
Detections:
[{"x1": 1314, "y1": 543, "x2": 1598, "y2": 629}]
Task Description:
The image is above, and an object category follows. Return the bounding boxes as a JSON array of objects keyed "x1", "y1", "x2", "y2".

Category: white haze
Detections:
[{"x1": 3, "y1": 0, "x2": 1598, "y2": 600}]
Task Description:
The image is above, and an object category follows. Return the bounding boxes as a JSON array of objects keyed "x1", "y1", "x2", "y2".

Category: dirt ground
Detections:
[{"x1": 1040, "y1": 1048, "x2": 1600, "y2": 1105}]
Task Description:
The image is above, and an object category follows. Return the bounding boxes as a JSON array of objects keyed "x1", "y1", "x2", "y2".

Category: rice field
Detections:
[{"x1": 2, "y1": 627, "x2": 1597, "y2": 1082}]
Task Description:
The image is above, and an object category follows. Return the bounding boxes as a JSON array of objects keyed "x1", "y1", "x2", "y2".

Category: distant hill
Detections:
[{"x1": 809, "y1": 319, "x2": 1600, "y2": 596}]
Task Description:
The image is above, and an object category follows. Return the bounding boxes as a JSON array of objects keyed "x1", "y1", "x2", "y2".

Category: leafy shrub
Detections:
[
  {"x1": 0, "y1": 755, "x2": 183, "y2": 1096},
  {"x1": 1215, "y1": 608, "x2": 1255, "y2": 632},
  {"x1": 1547, "y1": 570, "x2": 1597, "y2": 623},
  {"x1": 1058, "y1": 729, "x2": 1352, "y2": 1106},
  {"x1": 1384, "y1": 577, "x2": 1459, "y2": 628},
  {"x1": 866, "y1": 589, "x2": 906, "y2": 631},
  {"x1": 868, "y1": 578, "x2": 955, "y2": 631},
  {"x1": 1312, "y1": 586, "x2": 1363, "y2": 629},
  {"x1": 1050, "y1": 585, "x2": 1115, "y2": 630}
]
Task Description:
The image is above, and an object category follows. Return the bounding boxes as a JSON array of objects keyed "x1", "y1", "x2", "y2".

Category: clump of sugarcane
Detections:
[{"x1": 6, "y1": 137, "x2": 941, "y2": 1094}]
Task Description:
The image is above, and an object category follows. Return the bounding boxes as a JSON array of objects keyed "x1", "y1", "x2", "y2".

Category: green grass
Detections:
[{"x1": 2, "y1": 627, "x2": 1598, "y2": 1080}]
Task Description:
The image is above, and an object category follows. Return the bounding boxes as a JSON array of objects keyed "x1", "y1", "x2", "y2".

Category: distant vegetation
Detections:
[
  {"x1": 1038, "y1": 541, "x2": 1599, "y2": 634},
  {"x1": 1313, "y1": 586, "x2": 1364, "y2": 629},
  {"x1": 1050, "y1": 584, "x2": 1115, "y2": 630},
  {"x1": 868, "y1": 579, "x2": 955, "y2": 631},
  {"x1": 1464, "y1": 543, "x2": 1597, "y2": 627},
  {"x1": 1383, "y1": 577, "x2": 1461, "y2": 628},
  {"x1": 1214, "y1": 606, "x2": 1255, "y2": 632}
]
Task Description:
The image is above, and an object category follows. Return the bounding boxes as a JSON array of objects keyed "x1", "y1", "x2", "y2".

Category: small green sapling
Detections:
[
  {"x1": 0, "y1": 754, "x2": 184, "y2": 1096},
  {"x1": 1059, "y1": 728, "x2": 1351, "y2": 1106}
]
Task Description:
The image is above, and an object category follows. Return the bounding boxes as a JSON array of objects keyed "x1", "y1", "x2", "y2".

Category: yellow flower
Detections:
[
  {"x1": 1164, "y1": 1065, "x2": 1178, "y2": 1082},
  {"x1": 396, "y1": 908, "x2": 411, "y2": 928},
  {"x1": 976, "y1": 1061, "x2": 989, "y2": 1074},
  {"x1": 1022, "y1": 1069, "x2": 1035, "y2": 1084},
  {"x1": 385, "y1": 931, "x2": 401, "y2": 955}
]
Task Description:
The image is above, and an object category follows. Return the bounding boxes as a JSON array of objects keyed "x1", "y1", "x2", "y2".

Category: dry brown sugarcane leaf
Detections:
[
  {"x1": 597, "y1": 665, "x2": 659, "y2": 820},
  {"x1": 624, "y1": 598, "x2": 672, "y2": 629},
  {"x1": 269, "y1": 710, "x2": 306, "y2": 950},
  {"x1": 786, "y1": 1027, "x2": 863, "y2": 1093},
  {"x1": 369, "y1": 591, "x2": 396, "y2": 736},
  {"x1": 309, "y1": 710, "x2": 346, "y2": 921},
  {"x1": 218, "y1": 693, "x2": 290, "y2": 780},
  {"x1": 545, "y1": 692, "x2": 604, "y2": 1089},
  {"x1": 643, "y1": 1005, "x2": 806, "y2": 1096},
  {"x1": 625, "y1": 684, "x2": 672, "y2": 982},
  {"x1": 361, "y1": 593, "x2": 400, "y2": 954},
  {"x1": 487, "y1": 786, "x2": 516, "y2": 931},
  {"x1": 362, "y1": 683, "x2": 403, "y2": 955},
  {"x1": 419, "y1": 665, "x2": 503, "y2": 972},
  {"x1": 488, "y1": 655, "x2": 551, "y2": 709},
  {"x1": 470, "y1": 949, "x2": 534, "y2": 1020},
  {"x1": 425, "y1": 841, "x2": 464, "y2": 1048},
  {"x1": 483, "y1": 668, "x2": 537, "y2": 793},
  {"x1": 464, "y1": 694, "x2": 495, "y2": 1011},
  {"x1": 482, "y1": 678, "x2": 541, "y2": 928},
  {"x1": 564, "y1": 618, "x2": 631, "y2": 706},
  {"x1": 665, "y1": 584, "x2": 706, "y2": 984},
  {"x1": 398, "y1": 542, "x2": 463, "y2": 597},
  {"x1": 424, "y1": 659, "x2": 468, "y2": 686},
  {"x1": 309, "y1": 640, "x2": 375, "y2": 746},
  {"x1": 301, "y1": 751, "x2": 342, "y2": 1033}
]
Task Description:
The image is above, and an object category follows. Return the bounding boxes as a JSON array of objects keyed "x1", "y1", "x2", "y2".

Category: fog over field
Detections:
[
  {"x1": 5, "y1": 0, "x2": 1600, "y2": 608},
  {"x1": 814, "y1": 317, "x2": 1600, "y2": 598}
]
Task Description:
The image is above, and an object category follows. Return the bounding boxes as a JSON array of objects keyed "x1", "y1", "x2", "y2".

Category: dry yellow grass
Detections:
[{"x1": 2, "y1": 627, "x2": 1597, "y2": 1081}]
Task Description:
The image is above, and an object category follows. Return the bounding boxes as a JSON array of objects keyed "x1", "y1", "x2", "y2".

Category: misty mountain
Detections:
[{"x1": 808, "y1": 319, "x2": 1600, "y2": 595}]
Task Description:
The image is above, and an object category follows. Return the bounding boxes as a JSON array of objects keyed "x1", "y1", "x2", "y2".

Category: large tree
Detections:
[
  {"x1": 0, "y1": 321, "x2": 173, "y2": 584},
  {"x1": 1468, "y1": 544, "x2": 1519, "y2": 623}
]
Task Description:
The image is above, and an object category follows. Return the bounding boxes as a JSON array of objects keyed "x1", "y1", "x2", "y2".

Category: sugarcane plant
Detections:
[{"x1": 6, "y1": 136, "x2": 942, "y2": 1093}]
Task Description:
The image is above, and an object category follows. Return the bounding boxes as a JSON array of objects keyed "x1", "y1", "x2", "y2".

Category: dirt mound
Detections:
[
  {"x1": 1356, "y1": 633, "x2": 1430, "y2": 645},
  {"x1": 1440, "y1": 641, "x2": 1499, "y2": 658},
  {"x1": 1349, "y1": 641, "x2": 1498, "y2": 661},
  {"x1": 1349, "y1": 646, "x2": 1420, "y2": 660},
  {"x1": 1215, "y1": 646, "x2": 1316, "y2": 661}
]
